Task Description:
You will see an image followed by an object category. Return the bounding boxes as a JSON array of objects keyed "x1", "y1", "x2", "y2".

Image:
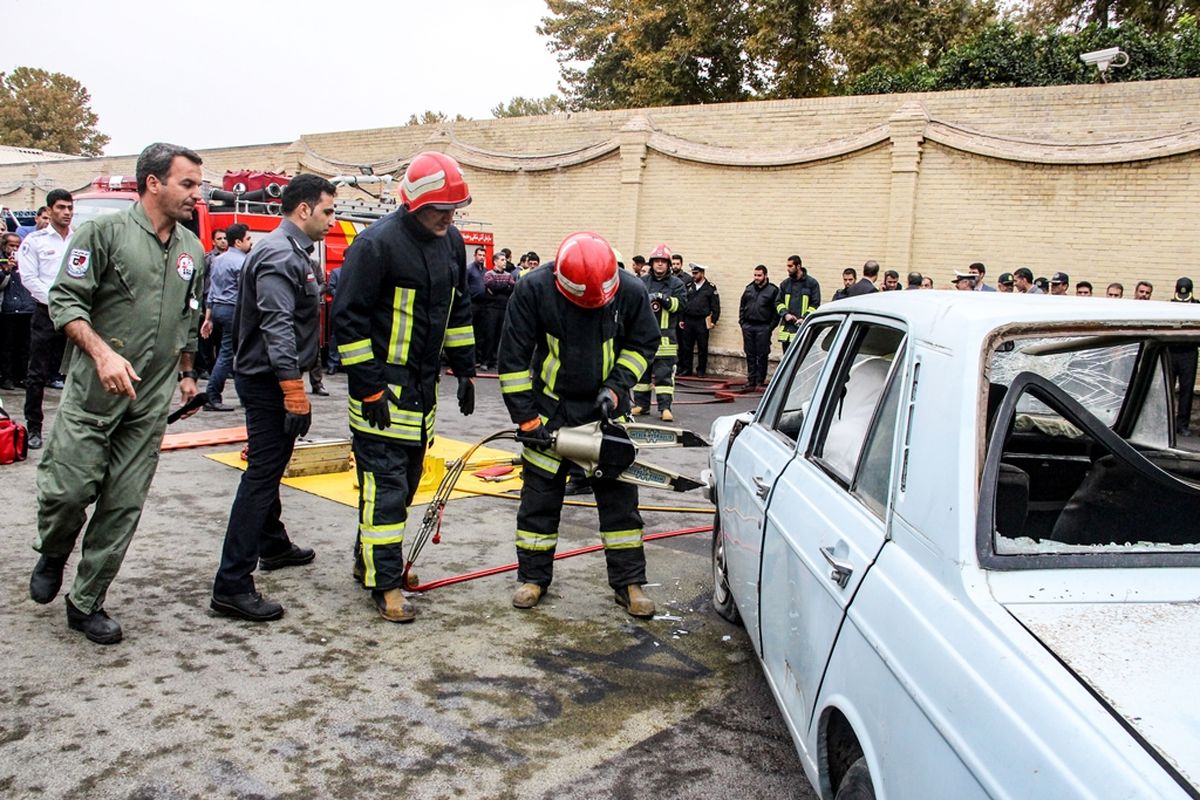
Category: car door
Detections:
[
  {"x1": 719, "y1": 318, "x2": 845, "y2": 654},
  {"x1": 759, "y1": 318, "x2": 909, "y2": 736}
]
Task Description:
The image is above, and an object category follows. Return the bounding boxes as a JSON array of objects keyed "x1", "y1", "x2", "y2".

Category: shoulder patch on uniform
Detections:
[
  {"x1": 66, "y1": 248, "x2": 91, "y2": 278},
  {"x1": 176, "y1": 253, "x2": 195, "y2": 281}
]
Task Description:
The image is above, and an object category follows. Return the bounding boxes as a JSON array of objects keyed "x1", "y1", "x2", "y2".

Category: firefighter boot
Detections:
[
  {"x1": 660, "y1": 408, "x2": 674, "y2": 422},
  {"x1": 512, "y1": 583, "x2": 544, "y2": 609},
  {"x1": 373, "y1": 588, "x2": 417, "y2": 623},
  {"x1": 630, "y1": 406, "x2": 647, "y2": 416},
  {"x1": 615, "y1": 584, "x2": 656, "y2": 618},
  {"x1": 404, "y1": 569, "x2": 420, "y2": 590}
]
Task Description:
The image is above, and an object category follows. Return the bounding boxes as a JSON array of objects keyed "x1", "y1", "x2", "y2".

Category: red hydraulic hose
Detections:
[{"x1": 408, "y1": 524, "x2": 713, "y2": 592}]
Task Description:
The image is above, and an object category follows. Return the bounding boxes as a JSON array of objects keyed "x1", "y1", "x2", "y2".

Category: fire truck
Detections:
[{"x1": 73, "y1": 171, "x2": 495, "y2": 349}]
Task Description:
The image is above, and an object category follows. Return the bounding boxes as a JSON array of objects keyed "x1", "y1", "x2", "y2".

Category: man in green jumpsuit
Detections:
[{"x1": 28, "y1": 142, "x2": 206, "y2": 644}]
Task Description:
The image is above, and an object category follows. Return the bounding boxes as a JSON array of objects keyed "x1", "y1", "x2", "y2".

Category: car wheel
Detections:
[
  {"x1": 835, "y1": 757, "x2": 875, "y2": 800},
  {"x1": 711, "y1": 512, "x2": 741, "y2": 624}
]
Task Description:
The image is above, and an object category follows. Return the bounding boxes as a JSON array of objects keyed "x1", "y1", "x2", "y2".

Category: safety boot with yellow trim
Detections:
[
  {"x1": 615, "y1": 584, "x2": 655, "y2": 618},
  {"x1": 660, "y1": 408, "x2": 673, "y2": 422},
  {"x1": 373, "y1": 588, "x2": 417, "y2": 623},
  {"x1": 630, "y1": 405, "x2": 647, "y2": 416},
  {"x1": 512, "y1": 583, "x2": 544, "y2": 609}
]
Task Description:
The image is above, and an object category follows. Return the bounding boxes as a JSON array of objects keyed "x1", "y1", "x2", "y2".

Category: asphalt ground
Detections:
[{"x1": 0, "y1": 373, "x2": 816, "y2": 800}]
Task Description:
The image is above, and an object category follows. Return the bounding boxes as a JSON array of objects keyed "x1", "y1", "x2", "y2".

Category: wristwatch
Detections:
[{"x1": 177, "y1": 370, "x2": 197, "y2": 382}]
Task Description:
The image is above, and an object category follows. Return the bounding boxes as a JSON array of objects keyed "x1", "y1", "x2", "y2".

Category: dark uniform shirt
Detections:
[
  {"x1": 333, "y1": 209, "x2": 475, "y2": 443},
  {"x1": 682, "y1": 278, "x2": 720, "y2": 322},
  {"x1": 777, "y1": 273, "x2": 821, "y2": 322},
  {"x1": 498, "y1": 268, "x2": 659, "y2": 428},
  {"x1": 232, "y1": 218, "x2": 320, "y2": 380},
  {"x1": 739, "y1": 281, "x2": 781, "y2": 326}
]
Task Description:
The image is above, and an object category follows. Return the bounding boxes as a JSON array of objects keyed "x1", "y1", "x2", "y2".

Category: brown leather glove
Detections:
[{"x1": 279, "y1": 378, "x2": 312, "y2": 438}]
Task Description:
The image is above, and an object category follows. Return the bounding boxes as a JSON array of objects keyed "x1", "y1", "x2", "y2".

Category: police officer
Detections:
[
  {"x1": 210, "y1": 174, "x2": 337, "y2": 622},
  {"x1": 677, "y1": 262, "x2": 720, "y2": 377},
  {"x1": 632, "y1": 243, "x2": 685, "y2": 421},
  {"x1": 28, "y1": 143, "x2": 206, "y2": 644},
  {"x1": 333, "y1": 152, "x2": 477, "y2": 623},
  {"x1": 499, "y1": 232, "x2": 660, "y2": 617},
  {"x1": 739, "y1": 264, "x2": 780, "y2": 390},
  {"x1": 776, "y1": 254, "x2": 820, "y2": 352}
]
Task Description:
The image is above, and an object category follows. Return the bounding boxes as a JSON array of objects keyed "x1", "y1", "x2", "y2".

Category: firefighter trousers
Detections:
[
  {"x1": 353, "y1": 432, "x2": 425, "y2": 591},
  {"x1": 515, "y1": 445, "x2": 646, "y2": 590},
  {"x1": 632, "y1": 356, "x2": 676, "y2": 411}
]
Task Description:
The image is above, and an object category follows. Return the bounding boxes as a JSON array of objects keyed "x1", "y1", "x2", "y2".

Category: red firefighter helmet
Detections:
[
  {"x1": 648, "y1": 243, "x2": 672, "y2": 265},
  {"x1": 400, "y1": 151, "x2": 472, "y2": 212},
  {"x1": 554, "y1": 232, "x2": 620, "y2": 309}
]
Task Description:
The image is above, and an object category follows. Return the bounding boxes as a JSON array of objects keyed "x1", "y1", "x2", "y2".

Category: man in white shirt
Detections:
[{"x1": 18, "y1": 189, "x2": 74, "y2": 449}]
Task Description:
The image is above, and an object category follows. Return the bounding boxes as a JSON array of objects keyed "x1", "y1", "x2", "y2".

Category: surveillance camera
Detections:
[{"x1": 1080, "y1": 47, "x2": 1129, "y2": 77}]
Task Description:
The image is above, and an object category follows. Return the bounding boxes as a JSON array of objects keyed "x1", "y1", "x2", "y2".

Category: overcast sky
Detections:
[{"x1": 3, "y1": 0, "x2": 563, "y2": 156}]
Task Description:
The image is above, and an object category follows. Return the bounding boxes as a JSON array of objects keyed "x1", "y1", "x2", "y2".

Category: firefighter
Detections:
[
  {"x1": 332, "y1": 151, "x2": 477, "y2": 623},
  {"x1": 776, "y1": 254, "x2": 820, "y2": 351},
  {"x1": 499, "y1": 231, "x2": 660, "y2": 617},
  {"x1": 632, "y1": 243, "x2": 685, "y2": 421}
]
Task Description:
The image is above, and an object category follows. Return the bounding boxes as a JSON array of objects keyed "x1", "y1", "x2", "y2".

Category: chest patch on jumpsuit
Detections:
[{"x1": 176, "y1": 253, "x2": 195, "y2": 281}]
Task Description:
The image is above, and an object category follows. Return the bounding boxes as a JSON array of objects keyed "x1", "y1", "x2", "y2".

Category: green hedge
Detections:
[{"x1": 845, "y1": 18, "x2": 1200, "y2": 95}]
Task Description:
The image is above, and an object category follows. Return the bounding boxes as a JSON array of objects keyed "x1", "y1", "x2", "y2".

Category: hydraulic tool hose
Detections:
[{"x1": 408, "y1": 524, "x2": 713, "y2": 592}]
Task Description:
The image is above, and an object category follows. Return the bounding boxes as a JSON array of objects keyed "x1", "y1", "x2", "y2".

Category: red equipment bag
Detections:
[
  {"x1": 222, "y1": 170, "x2": 291, "y2": 194},
  {"x1": 0, "y1": 406, "x2": 28, "y2": 464}
]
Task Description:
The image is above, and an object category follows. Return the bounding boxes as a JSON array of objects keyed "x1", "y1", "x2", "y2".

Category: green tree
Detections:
[
  {"x1": 0, "y1": 67, "x2": 109, "y2": 156},
  {"x1": 1020, "y1": 0, "x2": 1199, "y2": 32},
  {"x1": 404, "y1": 110, "x2": 467, "y2": 126},
  {"x1": 746, "y1": 0, "x2": 832, "y2": 97},
  {"x1": 826, "y1": 0, "x2": 999, "y2": 78},
  {"x1": 490, "y1": 94, "x2": 569, "y2": 117},
  {"x1": 539, "y1": 0, "x2": 760, "y2": 110}
]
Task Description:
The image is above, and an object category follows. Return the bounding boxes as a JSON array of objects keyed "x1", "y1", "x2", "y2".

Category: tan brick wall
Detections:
[
  {"x1": 912, "y1": 143, "x2": 1200, "y2": 293},
  {"x1": 3, "y1": 79, "x2": 1198, "y2": 369}
]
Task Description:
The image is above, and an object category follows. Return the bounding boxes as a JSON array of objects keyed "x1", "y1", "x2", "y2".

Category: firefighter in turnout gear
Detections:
[
  {"x1": 776, "y1": 254, "x2": 820, "y2": 351},
  {"x1": 632, "y1": 243, "x2": 685, "y2": 422},
  {"x1": 499, "y1": 232, "x2": 660, "y2": 617},
  {"x1": 332, "y1": 152, "x2": 477, "y2": 623}
]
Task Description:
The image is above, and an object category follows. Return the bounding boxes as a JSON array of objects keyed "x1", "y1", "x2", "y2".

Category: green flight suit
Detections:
[{"x1": 34, "y1": 203, "x2": 204, "y2": 614}]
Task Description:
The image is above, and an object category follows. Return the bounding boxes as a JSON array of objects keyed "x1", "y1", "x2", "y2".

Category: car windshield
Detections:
[
  {"x1": 72, "y1": 197, "x2": 134, "y2": 227},
  {"x1": 984, "y1": 331, "x2": 1200, "y2": 561}
]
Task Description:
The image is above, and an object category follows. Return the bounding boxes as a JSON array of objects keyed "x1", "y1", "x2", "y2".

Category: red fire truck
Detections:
[{"x1": 72, "y1": 171, "x2": 494, "y2": 348}]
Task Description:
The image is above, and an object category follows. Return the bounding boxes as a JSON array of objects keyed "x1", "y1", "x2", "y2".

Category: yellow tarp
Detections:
[{"x1": 206, "y1": 437, "x2": 521, "y2": 507}]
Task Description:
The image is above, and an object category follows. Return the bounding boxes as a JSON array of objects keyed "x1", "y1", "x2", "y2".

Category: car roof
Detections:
[{"x1": 809, "y1": 291, "x2": 1200, "y2": 349}]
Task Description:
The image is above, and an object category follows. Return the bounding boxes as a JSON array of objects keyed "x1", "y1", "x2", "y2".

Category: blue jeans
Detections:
[{"x1": 206, "y1": 303, "x2": 236, "y2": 404}]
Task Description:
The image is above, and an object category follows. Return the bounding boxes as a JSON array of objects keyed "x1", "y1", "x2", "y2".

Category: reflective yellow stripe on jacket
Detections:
[
  {"x1": 388, "y1": 287, "x2": 416, "y2": 364},
  {"x1": 338, "y1": 338, "x2": 373, "y2": 366},
  {"x1": 540, "y1": 334, "x2": 561, "y2": 399},
  {"x1": 500, "y1": 370, "x2": 533, "y2": 395}
]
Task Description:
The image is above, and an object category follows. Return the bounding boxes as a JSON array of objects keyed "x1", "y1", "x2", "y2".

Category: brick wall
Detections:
[{"x1": 3, "y1": 79, "x2": 1198, "y2": 371}]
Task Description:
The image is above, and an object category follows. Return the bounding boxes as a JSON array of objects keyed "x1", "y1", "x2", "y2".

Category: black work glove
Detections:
[
  {"x1": 595, "y1": 387, "x2": 617, "y2": 420},
  {"x1": 516, "y1": 421, "x2": 555, "y2": 449},
  {"x1": 283, "y1": 410, "x2": 311, "y2": 439},
  {"x1": 457, "y1": 376, "x2": 475, "y2": 416},
  {"x1": 361, "y1": 388, "x2": 401, "y2": 430}
]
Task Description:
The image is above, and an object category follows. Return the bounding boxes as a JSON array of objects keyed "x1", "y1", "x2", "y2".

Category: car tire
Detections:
[
  {"x1": 835, "y1": 757, "x2": 875, "y2": 800},
  {"x1": 711, "y1": 512, "x2": 741, "y2": 625}
]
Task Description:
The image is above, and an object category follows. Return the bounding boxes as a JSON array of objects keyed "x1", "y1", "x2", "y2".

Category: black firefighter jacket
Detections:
[
  {"x1": 333, "y1": 209, "x2": 476, "y2": 444},
  {"x1": 498, "y1": 268, "x2": 659, "y2": 430}
]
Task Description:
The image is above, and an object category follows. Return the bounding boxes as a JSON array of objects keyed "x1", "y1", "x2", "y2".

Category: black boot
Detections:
[
  {"x1": 66, "y1": 597, "x2": 123, "y2": 644},
  {"x1": 30, "y1": 554, "x2": 68, "y2": 604},
  {"x1": 259, "y1": 544, "x2": 315, "y2": 571},
  {"x1": 210, "y1": 591, "x2": 284, "y2": 621}
]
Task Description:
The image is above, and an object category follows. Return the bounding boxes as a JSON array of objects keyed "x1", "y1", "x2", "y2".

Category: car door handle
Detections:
[
  {"x1": 820, "y1": 546, "x2": 853, "y2": 589},
  {"x1": 752, "y1": 475, "x2": 770, "y2": 500}
]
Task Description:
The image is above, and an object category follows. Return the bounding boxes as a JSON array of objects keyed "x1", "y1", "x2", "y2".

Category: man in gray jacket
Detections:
[{"x1": 210, "y1": 174, "x2": 337, "y2": 622}]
